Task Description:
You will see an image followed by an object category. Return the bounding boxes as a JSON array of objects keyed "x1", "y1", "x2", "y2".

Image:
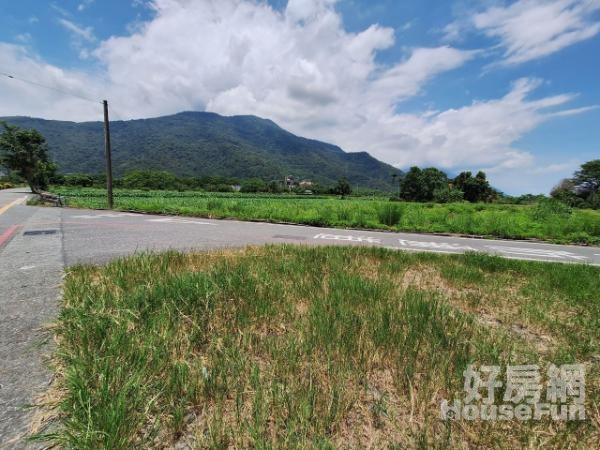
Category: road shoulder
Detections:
[{"x1": 0, "y1": 207, "x2": 63, "y2": 449}]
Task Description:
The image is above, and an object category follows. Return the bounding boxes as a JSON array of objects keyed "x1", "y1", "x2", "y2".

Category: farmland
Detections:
[
  {"x1": 53, "y1": 187, "x2": 600, "y2": 245},
  {"x1": 42, "y1": 246, "x2": 600, "y2": 449}
]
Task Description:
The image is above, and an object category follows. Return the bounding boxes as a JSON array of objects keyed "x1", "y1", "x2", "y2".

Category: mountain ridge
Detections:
[{"x1": 1, "y1": 111, "x2": 401, "y2": 189}]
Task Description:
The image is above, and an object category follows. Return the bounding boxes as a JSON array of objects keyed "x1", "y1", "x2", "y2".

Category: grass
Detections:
[
  {"x1": 40, "y1": 246, "x2": 599, "y2": 449},
  {"x1": 52, "y1": 187, "x2": 600, "y2": 245}
]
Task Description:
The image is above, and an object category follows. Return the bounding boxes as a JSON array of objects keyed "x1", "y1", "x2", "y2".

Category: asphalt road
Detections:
[{"x1": 1, "y1": 187, "x2": 599, "y2": 447}]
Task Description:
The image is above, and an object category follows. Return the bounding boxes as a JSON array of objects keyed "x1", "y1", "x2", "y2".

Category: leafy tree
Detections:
[
  {"x1": 334, "y1": 178, "x2": 352, "y2": 198},
  {"x1": 400, "y1": 167, "x2": 448, "y2": 202},
  {"x1": 267, "y1": 180, "x2": 283, "y2": 193},
  {"x1": 399, "y1": 167, "x2": 423, "y2": 201},
  {"x1": 453, "y1": 171, "x2": 495, "y2": 203},
  {"x1": 63, "y1": 173, "x2": 95, "y2": 187},
  {"x1": 240, "y1": 178, "x2": 267, "y2": 193},
  {"x1": 550, "y1": 179, "x2": 585, "y2": 207},
  {"x1": 573, "y1": 159, "x2": 600, "y2": 197},
  {"x1": 0, "y1": 123, "x2": 56, "y2": 193},
  {"x1": 551, "y1": 160, "x2": 600, "y2": 209},
  {"x1": 433, "y1": 186, "x2": 464, "y2": 203},
  {"x1": 121, "y1": 170, "x2": 181, "y2": 190},
  {"x1": 211, "y1": 184, "x2": 234, "y2": 193}
]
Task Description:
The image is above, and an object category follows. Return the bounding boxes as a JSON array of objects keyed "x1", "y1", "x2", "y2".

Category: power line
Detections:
[
  {"x1": 0, "y1": 70, "x2": 102, "y2": 105},
  {"x1": 1, "y1": 69, "x2": 115, "y2": 209}
]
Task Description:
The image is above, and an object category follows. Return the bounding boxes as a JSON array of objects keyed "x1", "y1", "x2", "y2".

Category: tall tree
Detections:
[
  {"x1": 573, "y1": 159, "x2": 600, "y2": 197},
  {"x1": 400, "y1": 167, "x2": 448, "y2": 202},
  {"x1": 0, "y1": 123, "x2": 56, "y2": 193},
  {"x1": 453, "y1": 171, "x2": 495, "y2": 202},
  {"x1": 334, "y1": 178, "x2": 352, "y2": 198}
]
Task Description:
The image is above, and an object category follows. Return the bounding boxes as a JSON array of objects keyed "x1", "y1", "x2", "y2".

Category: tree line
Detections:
[
  {"x1": 395, "y1": 167, "x2": 496, "y2": 203},
  {"x1": 48, "y1": 170, "x2": 353, "y2": 196},
  {"x1": 1, "y1": 123, "x2": 598, "y2": 209}
]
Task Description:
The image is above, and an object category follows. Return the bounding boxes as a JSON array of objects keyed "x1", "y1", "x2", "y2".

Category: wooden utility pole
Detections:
[{"x1": 103, "y1": 100, "x2": 113, "y2": 209}]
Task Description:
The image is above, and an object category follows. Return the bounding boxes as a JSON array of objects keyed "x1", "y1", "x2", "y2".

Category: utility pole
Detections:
[{"x1": 103, "y1": 100, "x2": 113, "y2": 209}]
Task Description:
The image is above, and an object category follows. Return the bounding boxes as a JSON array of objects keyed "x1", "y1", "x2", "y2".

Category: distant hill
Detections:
[{"x1": 1, "y1": 111, "x2": 401, "y2": 189}]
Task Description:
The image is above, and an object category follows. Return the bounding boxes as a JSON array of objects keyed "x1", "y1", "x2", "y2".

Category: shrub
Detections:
[
  {"x1": 433, "y1": 187, "x2": 464, "y2": 203},
  {"x1": 240, "y1": 178, "x2": 267, "y2": 193},
  {"x1": 532, "y1": 198, "x2": 572, "y2": 220},
  {"x1": 377, "y1": 203, "x2": 402, "y2": 226},
  {"x1": 63, "y1": 174, "x2": 95, "y2": 187},
  {"x1": 122, "y1": 170, "x2": 181, "y2": 190},
  {"x1": 587, "y1": 192, "x2": 600, "y2": 210}
]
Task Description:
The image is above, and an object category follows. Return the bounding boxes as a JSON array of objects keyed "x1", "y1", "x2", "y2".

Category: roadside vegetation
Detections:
[
  {"x1": 0, "y1": 123, "x2": 57, "y2": 193},
  {"x1": 41, "y1": 246, "x2": 599, "y2": 449},
  {"x1": 53, "y1": 186, "x2": 600, "y2": 245}
]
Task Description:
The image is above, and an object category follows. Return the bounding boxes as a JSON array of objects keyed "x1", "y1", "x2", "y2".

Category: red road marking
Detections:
[{"x1": 0, "y1": 225, "x2": 19, "y2": 248}]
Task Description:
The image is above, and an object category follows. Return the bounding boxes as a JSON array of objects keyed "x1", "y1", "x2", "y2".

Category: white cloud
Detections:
[
  {"x1": 0, "y1": 44, "x2": 102, "y2": 120},
  {"x1": 530, "y1": 161, "x2": 579, "y2": 174},
  {"x1": 0, "y1": 0, "x2": 596, "y2": 194},
  {"x1": 322, "y1": 77, "x2": 588, "y2": 173},
  {"x1": 58, "y1": 18, "x2": 96, "y2": 42},
  {"x1": 14, "y1": 33, "x2": 33, "y2": 44},
  {"x1": 84, "y1": 0, "x2": 473, "y2": 125},
  {"x1": 50, "y1": 3, "x2": 71, "y2": 18},
  {"x1": 447, "y1": 0, "x2": 600, "y2": 64},
  {"x1": 78, "y1": 0, "x2": 95, "y2": 12}
]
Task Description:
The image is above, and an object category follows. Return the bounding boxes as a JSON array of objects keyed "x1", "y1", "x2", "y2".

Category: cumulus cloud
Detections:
[
  {"x1": 0, "y1": 0, "x2": 595, "y2": 194},
  {"x1": 0, "y1": 44, "x2": 103, "y2": 119},
  {"x1": 323, "y1": 77, "x2": 588, "y2": 173},
  {"x1": 93, "y1": 0, "x2": 474, "y2": 135},
  {"x1": 446, "y1": 0, "x2": 600, "y2": 64}
]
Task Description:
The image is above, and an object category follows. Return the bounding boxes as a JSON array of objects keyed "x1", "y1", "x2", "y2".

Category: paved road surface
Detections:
[{"x1": 1, "y1": 187, "x2": 599, "y2": 447}]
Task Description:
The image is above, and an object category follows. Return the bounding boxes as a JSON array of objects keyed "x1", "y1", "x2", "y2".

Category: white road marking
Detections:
[
  {"x1": 314, "y1": 233, "x2": 381, "y2": 244},
  {"x1": 19, "y1": 265, "x2": 36, "y2": 270},
  {"x1": 486, "y1": 245, "x2": 587, "y2": 261},
  {"x1": 148, "y1": 218, "x2": 216, "y2": 226},
  {"x1": 73, "y1": 213, "x2": 140, "y2": 219},
  {"x1": 397, "y1": 239, "x2": 476, "y2": 251},
  {"x1": 386, "y1": 246, "x2": 462, "y2": 255},
  {"x1": 0, "y1": 196, "x2": 27, "y2": 215}
]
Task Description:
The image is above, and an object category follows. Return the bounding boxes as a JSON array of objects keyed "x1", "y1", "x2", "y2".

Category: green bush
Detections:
[
  {"x1": 433, "y1": 187, "x2": 464, "y2": 203},
  {"x1": 377, "y1": 203, "x2": 402, "y2": 226},
  {"x1": 63, "y1": 174, "x2": 95, "y2": 187},
  {"x1": 532, "y1": 198, "x2": 572, "y2": 220},
  {"x1": 240, "y1": 178, "x2": 267, "y2": 193},
  {"x1": 122, "y1": 170, "x2": 181, "y2": 190}
]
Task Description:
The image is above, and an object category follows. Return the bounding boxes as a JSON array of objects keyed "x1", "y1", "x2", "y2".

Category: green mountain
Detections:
[{"x1": 1, "y1": 111, "x2": 401, "y2": 189}]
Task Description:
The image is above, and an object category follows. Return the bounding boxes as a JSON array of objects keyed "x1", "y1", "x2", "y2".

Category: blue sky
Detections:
[{"x1": 0, "y1": 0, "x2": 599, "y2": 194}]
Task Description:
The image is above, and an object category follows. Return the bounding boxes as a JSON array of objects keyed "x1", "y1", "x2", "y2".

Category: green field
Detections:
[
  {"x1": 53, "y1": 187, "x2": 600, "y2": 245},
  {"x1": 40, "y1": 246, "x2": 599, "y2": 449}
]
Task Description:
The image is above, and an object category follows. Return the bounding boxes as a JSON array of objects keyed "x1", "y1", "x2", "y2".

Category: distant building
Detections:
[{"x1": 299, "y1": 180, "x2": 313, "y2": 189}]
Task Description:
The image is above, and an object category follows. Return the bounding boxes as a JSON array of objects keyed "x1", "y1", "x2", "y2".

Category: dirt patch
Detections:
[
  {"x1": 398, "y1": 264, "x2": 556, "y2": 353},
  {"x1": 478, "y1": 313, "x2": 554, "y2": 353}
]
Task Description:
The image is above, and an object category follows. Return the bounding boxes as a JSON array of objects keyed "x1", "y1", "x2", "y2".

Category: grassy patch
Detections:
[
  {"x1": 52, "y1": 187, "x2": 600, "y2": 245},
  {"x1": 42, "y1": 246, "x2": 599, "y2": 449}
]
